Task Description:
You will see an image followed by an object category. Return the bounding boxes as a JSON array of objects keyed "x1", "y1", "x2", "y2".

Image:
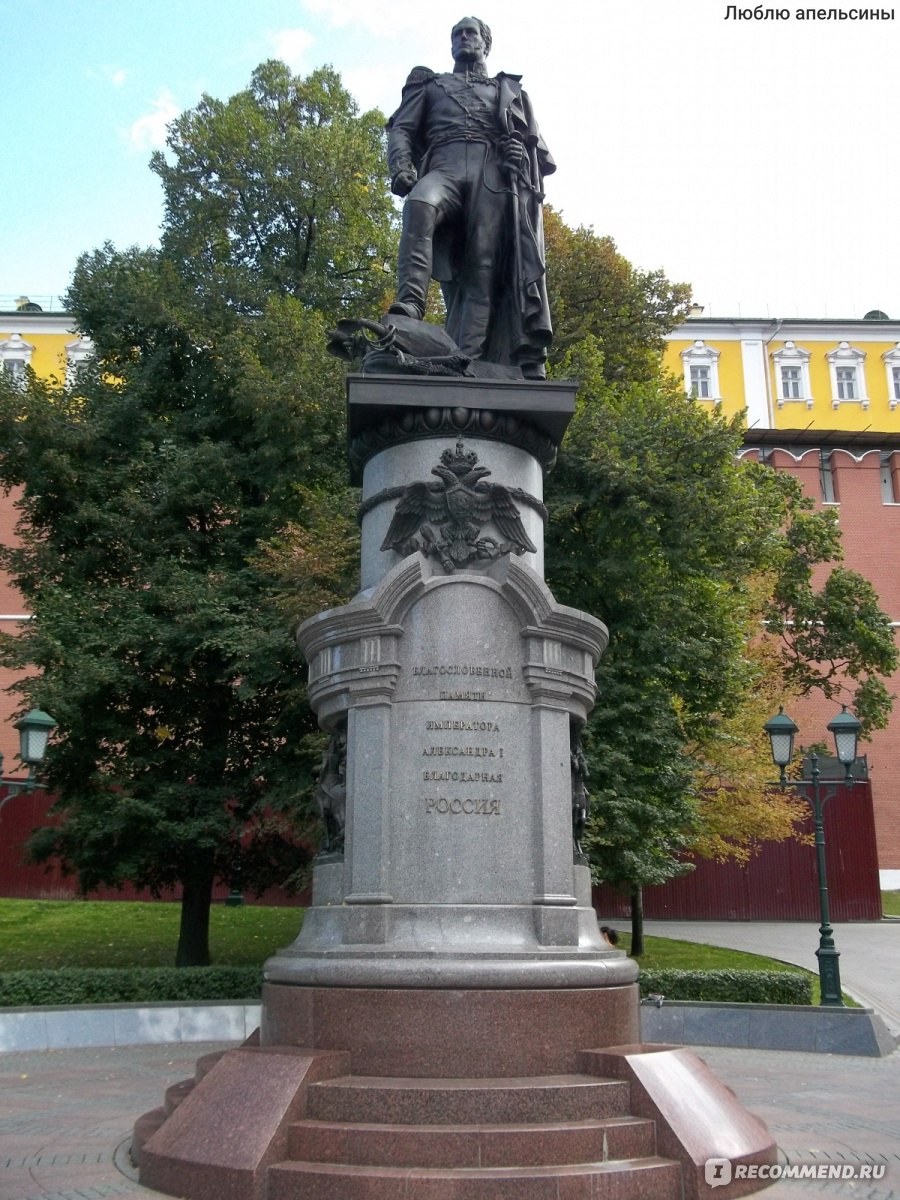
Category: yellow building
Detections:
[
  {"x1": 0, "y1": 297, "x2": 92, "y2": 389},
  {"x1": 664, "y1": 313, "x2": 900, "y2": 435}
]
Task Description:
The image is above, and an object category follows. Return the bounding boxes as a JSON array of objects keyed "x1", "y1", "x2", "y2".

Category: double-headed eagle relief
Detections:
[{"x1": 380, "y1": 441, "x2": 537, "y2": 571}]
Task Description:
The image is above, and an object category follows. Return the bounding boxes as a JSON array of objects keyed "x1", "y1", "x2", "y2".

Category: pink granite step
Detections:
[
  {"x1": 288, "y1": 1114, "x2": 656, "y2": 1167},
  {"x1": 306, "y1": 1073, "x2": 631, "y2": 1125},
  {"x1": 163, "y1": 1077, "x2": 195, "y2": 1115},
  {"x1": 131, "y1": 1106, "x2": 167, "y2": 1165},
  {"x1": 266, "y1": 1156, "x2": 683, "y2": 1199},
  {"x1": 195, "y1": 1049, "x2": 228, "y2": 1080}
]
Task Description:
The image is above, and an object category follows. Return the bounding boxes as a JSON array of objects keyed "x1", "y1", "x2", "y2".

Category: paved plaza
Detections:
[
  {"x1": 0, "y1": 1037, "x2": 898, "y2": 1200},
  {"x1": 1, "y1": 919, "x2": 898, "y2": 1200}
]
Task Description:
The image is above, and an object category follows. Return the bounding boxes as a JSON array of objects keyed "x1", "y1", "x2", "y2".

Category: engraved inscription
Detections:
[
  {"x1": 423, "y1": 770, "x2": 503, "y2": 782},
  {"x1": 426, "y1": 720, "x2": 500, "y2": 731},
  {"x1": 416, "y1": 710, "x2": 507, "y2": 814},
  {"x1": 423, "y1": 746, "x2": 497, "y2": 757},
  {"x1": 413, "y1": 664, "x2": 514, "y2": 678},
  {"x1": 425, "y1": 797, "x2": 501, "y2": 816}
]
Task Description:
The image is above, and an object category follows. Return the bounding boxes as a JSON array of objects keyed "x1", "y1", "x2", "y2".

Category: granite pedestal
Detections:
[{"x1": 135, "y1": 375, "x2": 776, "y2": 1198}]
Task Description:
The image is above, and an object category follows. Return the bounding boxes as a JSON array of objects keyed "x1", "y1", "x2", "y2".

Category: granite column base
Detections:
[{"x1": 259, "y1": 981, "x2": 640, "y2": 1076}]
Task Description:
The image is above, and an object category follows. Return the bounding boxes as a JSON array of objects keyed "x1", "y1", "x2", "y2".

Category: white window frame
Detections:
[
  {"x1": 881, "y1": 342, "x2": 900, "y2": 411},
  {"x1": 880, "y1": 450, "x2": 899, "y2": 504},
  {"x1": 819, "y1": 450, "x2": 838, "y2": 504},
  {"x1": 826, "y1": 341, "x2": 868, "y2": 410},
  {"x1": 771, "y1": 341, "x2": 813, "y2": 409},
  {"x1": 64, "y1": 335, "x2": 94, "y2": 383},
  {"x1": 689, "y1": 364, "x2": 711, "y2": 398},
  {"x1": 0, "y1": 333, "x2": 34, "y2": 389},
  {"x1": 781, "y1": 366, "x2": 801, "y2": 399},
  {"x1": 680, "y1": 340, "x2": 721, "y2": 405}
]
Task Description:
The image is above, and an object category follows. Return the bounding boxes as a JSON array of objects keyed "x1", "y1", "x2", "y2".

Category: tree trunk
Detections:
[
  {"x1": 630, "y1": 886, "x2": 645, "y2": 958},
  {"x1": 176, "y1": 861, "x2": 215, "y2": 966}
]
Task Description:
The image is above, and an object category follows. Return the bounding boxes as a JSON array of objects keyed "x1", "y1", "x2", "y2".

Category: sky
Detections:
[{"x1": 2, "y1": 0, "x2": 898, "y2": 320}]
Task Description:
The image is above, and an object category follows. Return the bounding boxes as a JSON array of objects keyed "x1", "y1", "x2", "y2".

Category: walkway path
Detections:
[{"x1": 641, "y1": 919, "x2": 900, "y2": 1036}]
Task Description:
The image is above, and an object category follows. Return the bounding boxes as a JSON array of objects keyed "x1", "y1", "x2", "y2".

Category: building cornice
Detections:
[
  {"x1": 743, "y1": 427, "x2": 900, "y2": 451},
  {"x1": 674, "y1": 317, "x2": 900, "y2": 342},
  {"x1": 0, "y1": 312, "x2": 76, "y2": 336}
]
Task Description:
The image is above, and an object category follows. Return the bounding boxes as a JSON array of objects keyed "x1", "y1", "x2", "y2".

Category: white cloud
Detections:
[
  {"x1": 270, "y1": 27, "x2": 314, "y2": 70},
  {"x1": 127, "y1": 90, "x2": 180, "y2": 152},
  {"x1": 109, "y1": 68, "x2": 127, "y2": 87},
  {"x1": 302, "y1": 0, "x2": 430, "y2": 34}
]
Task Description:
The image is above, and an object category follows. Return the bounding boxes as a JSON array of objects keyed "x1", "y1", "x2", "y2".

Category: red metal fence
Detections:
[
  {"x1": 1, "y1": 777, "x2": 883, "y2": 919},
  {"x1": 0, "y1": 786, "x2": 303, "y2": 906},
  {"x1": 592, "y1": 779, "x2": 883, "y2": 922}
]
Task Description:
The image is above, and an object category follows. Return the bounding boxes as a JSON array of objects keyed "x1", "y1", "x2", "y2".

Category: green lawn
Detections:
[
  {"x1": 0, "y1": 898, "x2": 806, "y2": 977},
  {"x1": 0, "y1": 899, "x2": 304, "y2": 970},
  {"x1": 0, "y1": 899, "x2": 876, "y2": 1009},
  {"x1": 883, "y1": 890, "x2": 900, "y2": 917},
  {"x1": 614, "y1": 931, "x2": 803, "y2": 973}
]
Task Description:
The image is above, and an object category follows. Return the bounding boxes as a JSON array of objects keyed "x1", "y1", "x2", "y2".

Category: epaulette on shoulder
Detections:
[{"x1": 404, "y1": 65, "x2": 436, "y2": 87}]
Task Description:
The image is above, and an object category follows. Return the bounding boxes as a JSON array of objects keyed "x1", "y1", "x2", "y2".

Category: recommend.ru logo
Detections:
[{"x1": 705, "y1": 1158, "x2": 887, "y2": 1187}]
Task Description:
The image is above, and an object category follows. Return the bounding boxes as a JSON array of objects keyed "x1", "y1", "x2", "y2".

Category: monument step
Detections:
[
  {"x1": 131, "y1": 1106, "x2": 167, "y2": 1166},
  {"x1": 288, "y1": 1113, "x2": 657, "y2": 1167},
  {"x1": 162, "y1": 1078, "x2": 195, "y2": 1115},
  {"x1": 306, "y1": 1073, "x2": 631, "y2": 1125},
  {"x1": 195, "y1": 1049, "x2": 228, "y2": 1080},
  {"x1": 266, "y1": 1155, "x2": 683, "y2": 1200}
]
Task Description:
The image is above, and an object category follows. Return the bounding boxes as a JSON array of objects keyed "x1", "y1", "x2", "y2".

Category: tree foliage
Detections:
[
  {"x1": 544, "y1": 210, "x2": 692, "y2": 382},
  {"x1": 760, "y1": 502, "x2": 897, "y2": 731},
  {"x1": 546, "y1": 338, "x2": 761, "y2": 900},
  {"x1": 0, "y1": 59, "x2": 396, "y2": 965},
  {"x1": 687, "y1": 633, "x2": 808, "y2": 864},
  {"x1": 0, "y1": 248, "x2": 354, "y2": 964},
  {"x1": 151, "y1": 61, "x2": 398, "y2": 320}
]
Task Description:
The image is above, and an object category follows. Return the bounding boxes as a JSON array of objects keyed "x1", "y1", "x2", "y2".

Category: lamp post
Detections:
[
  {"x1": 0, "y1": 709, "x2": 57, "y2": 796},
  {"x1": 763, "y1": 704, "x2": 862, "y2": 1007}
]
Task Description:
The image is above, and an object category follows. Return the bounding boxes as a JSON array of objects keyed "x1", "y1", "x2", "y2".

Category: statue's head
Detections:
[{"x1": 451, "y1": 16, "x2": 491, "y2": 63}]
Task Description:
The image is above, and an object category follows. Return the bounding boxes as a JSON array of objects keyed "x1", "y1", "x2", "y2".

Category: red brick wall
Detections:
[
  {"x1": 748, "y1": 446, "x2": 900, "y2": 870},
  {"x1": 827, "y1": 450, "x2": 900, "y2": 869}
]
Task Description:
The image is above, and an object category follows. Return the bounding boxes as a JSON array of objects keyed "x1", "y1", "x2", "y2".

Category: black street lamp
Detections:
[
  {"x1": 763, "y1": 704, "x2": 862, "y2": 1007},
  {"x1": 0, "y1": 708, "x2": 57, "y2": 795}
]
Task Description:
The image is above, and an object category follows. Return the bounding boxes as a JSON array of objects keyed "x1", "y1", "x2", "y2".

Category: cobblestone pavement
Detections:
[
  {"x1": 0, "y1": 1042, "x2": 214, "y2": 1200},
  {"x1": 1, "y1": 1040, "x2": 898, "y2": 1200},
  {"x1": 700, "y1": 1045, "x2": 900, "y2": 1199}
]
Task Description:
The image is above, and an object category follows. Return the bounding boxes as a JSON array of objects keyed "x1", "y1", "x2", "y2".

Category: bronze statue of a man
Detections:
[{"x1": 386, "y1": 17, "x2": 555, "y2": 379}]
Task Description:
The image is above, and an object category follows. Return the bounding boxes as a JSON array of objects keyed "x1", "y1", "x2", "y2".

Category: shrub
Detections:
[
  {"x1": 0, "y1": 965, "x2": 263, "y2": 1007},
  {"x1": 638, "y1": 967, "x2": 813, "y2": 1005}
]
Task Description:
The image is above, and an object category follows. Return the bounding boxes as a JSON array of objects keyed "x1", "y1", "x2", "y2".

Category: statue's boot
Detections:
[{"x1": 389, "y1": 199, "x2": 437, "y2": 320}]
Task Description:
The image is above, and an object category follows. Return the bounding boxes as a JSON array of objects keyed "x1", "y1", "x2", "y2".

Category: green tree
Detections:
[
  {"x1": 151, "y1": 61, "x2": 398, "y2": 320},
  {"x1": 546, "y1": 339, "x2": 755, "y2": 950},
  {"x1": 0, "y1": 59, "x2": 398, "y2": 965},
  {"x1": 544, "y1": 328, "x2": 897, "y2": 951},
  {"x1": 544, "y1": 209, "x2": 692, "y2": 382},
  {"x1": 0, "y1": 250, "x2": 355, "y2": 966}
]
